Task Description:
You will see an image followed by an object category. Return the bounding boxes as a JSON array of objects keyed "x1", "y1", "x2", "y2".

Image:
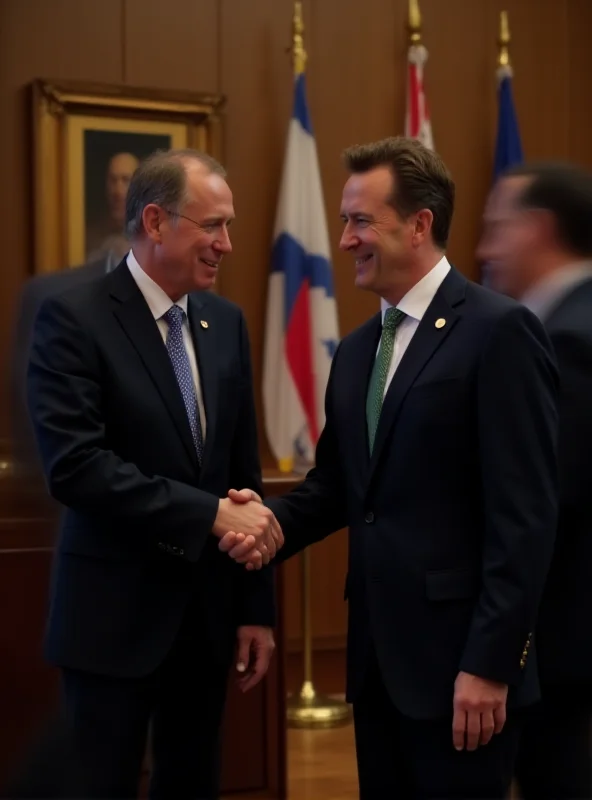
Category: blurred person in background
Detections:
[
  {"x1": 478, "y1": 161, "x2": 592, "y2": 800},
  {"x1": 11, "y1": 253, "x2": 116, "y2": 483}
]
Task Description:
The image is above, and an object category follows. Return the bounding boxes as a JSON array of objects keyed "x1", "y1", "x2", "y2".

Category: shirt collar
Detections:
[
  {"x1": 381, "y1": 255, "x2": 451, "y2": 322},
  {"x1": 126, "y1": 249, "x2": 188, "y2": 319},
  {"x1": 520, "y1": 261, "x2": 592, "y2": 320}
]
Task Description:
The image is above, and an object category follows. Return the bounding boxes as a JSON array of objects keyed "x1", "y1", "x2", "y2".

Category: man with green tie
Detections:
[{"x1": 221, "y1": 136, "x2": 560, "y2": 799}]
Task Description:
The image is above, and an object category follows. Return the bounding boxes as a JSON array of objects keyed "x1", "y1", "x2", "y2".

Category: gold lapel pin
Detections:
[
  {"x1": 200, "y1": 320, "x2": 209, "y2": 329},
  {"x1": 435, "y1": 318, "x2": 446, "y2": 329}
]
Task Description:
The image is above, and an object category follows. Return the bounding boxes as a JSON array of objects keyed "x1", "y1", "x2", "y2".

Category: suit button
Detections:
[{"x1": 365, "y1": 512, "x2": 375, "y2": 524}]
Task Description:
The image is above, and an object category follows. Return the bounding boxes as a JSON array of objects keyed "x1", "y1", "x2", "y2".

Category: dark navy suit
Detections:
[
  {"x1": 25, "y1": 260, "x2": 274, "y2": 798},
  {"x1": 271, "y1": 267, "x2": 559, "y2": 797},
  {"x1": 515, "y1": 275, "x2": 592, "y2": 800}
]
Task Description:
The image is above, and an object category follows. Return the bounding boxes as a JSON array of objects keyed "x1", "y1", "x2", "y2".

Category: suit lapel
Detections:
[
  {"x1": 108, "y1": 263, "x2": 199, "y2": 472},
  {"x1": 367, "y1": 268, "x2": 466, "y2": 483},
  {"x1": 187, "y1": 293, "x2": 218, "y2": 472}
]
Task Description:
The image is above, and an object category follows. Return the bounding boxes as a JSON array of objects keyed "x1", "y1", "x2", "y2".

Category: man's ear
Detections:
[
  {"x1": 411, "y1": 208, "x2": 434, "y2": 247},
  {"x1": 141, "y1": 204, "x2": 162, "y2": 243}
]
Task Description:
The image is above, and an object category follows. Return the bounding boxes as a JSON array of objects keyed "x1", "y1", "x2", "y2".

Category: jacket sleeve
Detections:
[
  {"x1": 267, "y1": 343, "x2": 349, "y2": 564},
  {"x1": 459, "y1": 305, "x2": 560, "y2": 684},
  {"x1": 549, "y1": 328, "x2": 592, "y2": 511},
  {"x1": 26, "y1": 293, "x2": 219, "y2": 561}
]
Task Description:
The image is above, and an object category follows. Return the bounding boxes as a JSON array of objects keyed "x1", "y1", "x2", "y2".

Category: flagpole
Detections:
[
  {"x1": 285, "y1": 1, "x2": 350, "y2": 729},
  {"x1": 408, "y1": 0, "x2": 421, "y2": 44},
  {"x1": 498, "y1": 10, "x2": 511, "y2": 69}
]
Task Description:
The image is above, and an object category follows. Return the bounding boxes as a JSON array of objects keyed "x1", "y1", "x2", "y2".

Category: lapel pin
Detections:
[
  {"x1": 200, "y1": 320, "x2": 209, "y2": 329},
  {"x1": 435, "y1": 318, "x2": 446, "y2": 329}
]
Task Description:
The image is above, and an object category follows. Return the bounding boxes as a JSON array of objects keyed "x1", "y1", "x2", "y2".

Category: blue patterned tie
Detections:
[
  {"x1": 366, "y1": 307, "x2": 406, "y2": 453},
  {"x1": 163, "y1": 305, "x2": 204, "y2": 463}
]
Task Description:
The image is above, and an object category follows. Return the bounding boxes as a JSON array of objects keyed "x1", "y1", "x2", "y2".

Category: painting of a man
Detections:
[{"x1": 84, "y1": 130, "x2": 171, "y2": 261}]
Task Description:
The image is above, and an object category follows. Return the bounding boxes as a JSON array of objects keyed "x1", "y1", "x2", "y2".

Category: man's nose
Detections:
[
  {"x1": 339, "y1": 224, "x2": 359, "y2": 252},
  {"x1": 214, "y1": 226, "x2": 232, "y2": 254}
]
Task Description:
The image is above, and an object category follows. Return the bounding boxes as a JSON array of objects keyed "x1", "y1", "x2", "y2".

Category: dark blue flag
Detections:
[{"x1": 493, "y1": 72, "x2": 523, "y2": 176}]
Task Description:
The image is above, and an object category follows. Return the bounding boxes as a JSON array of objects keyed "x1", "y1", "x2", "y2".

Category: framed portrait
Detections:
[{"x1": 31, "y1": 79, "x2": 225, "y2": 273}]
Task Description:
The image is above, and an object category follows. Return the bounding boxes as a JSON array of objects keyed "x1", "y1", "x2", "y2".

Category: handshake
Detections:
[{"x1": 213, "y1": 488, "x2": 284, "y2": 570}]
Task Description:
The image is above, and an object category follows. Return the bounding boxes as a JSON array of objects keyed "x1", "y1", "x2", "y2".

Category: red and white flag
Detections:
[{"x1": 405, "y1": 43, "x2": 434, "y2": 149}]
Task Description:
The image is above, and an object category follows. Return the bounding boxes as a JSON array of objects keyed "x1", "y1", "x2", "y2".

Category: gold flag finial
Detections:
[
  {"x1": 292, "y1": 1, "x2": 307, "y2": 76},
  {"x1": 498, "y1": 10, "x2": 511, "y2": 68},
  {"x1": 408, "y1": 0, "x2": 422, "y2": 46}
]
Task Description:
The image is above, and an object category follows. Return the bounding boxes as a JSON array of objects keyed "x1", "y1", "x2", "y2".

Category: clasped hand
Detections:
[{"x1": 213, "y1": 489, "x2": 283, "y2": 569}]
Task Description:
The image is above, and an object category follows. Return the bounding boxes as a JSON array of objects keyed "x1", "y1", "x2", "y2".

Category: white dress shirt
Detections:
[
  {"x1": 126, "y1": 250, "x2": 207, "y2": 439},
  {"x1": 520, "y1": 261, "x2": 592, "y2": 321},
  {"x1": 379, "y1": 256, "x2": 451, "y2": 396}
]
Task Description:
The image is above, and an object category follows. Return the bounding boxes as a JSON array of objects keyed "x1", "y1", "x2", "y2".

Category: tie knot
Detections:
[
  {"x1": 163, "y1": 304, "x2": 185, "y2": 327},
  {"x1": 383, "y1": 307, "x2": 406, "y2": 334}
]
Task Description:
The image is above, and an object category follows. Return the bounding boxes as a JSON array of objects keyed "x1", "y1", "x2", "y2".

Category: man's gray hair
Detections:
[{"x1": 124, "y1": 148, "x2": 227, "y2": 238}]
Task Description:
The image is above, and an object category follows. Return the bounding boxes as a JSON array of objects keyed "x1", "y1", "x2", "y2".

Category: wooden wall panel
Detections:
[
  {"x1": 303, "y1": 0, "x2": 399, "y2": 336},
  {"x1": 125, "y1": 0, "x2": 219, "y2": 92},
  {"x1": 504, "y1": 0, "x2": 569, "y2": 161},
  {"x1": 0, "y1": 0, "x2": 123, "y2": 440},
  {"x1": 568, "y1": 0, "x2": 592, "y2": 168},
  {"x1": 0, "y1": 545, "x2": 58, "y2": 786}
]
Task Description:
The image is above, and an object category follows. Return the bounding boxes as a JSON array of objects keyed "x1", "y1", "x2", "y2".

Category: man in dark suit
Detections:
[
  {"x1": 221, "y1": 137, "x2": 559, "y2": 798},
  {"x1": 478, "y1": 162, "x2": 592, "y2": 800},
  {"x1": 25, "y1": 148, "x2": 281, "y2": 799}
]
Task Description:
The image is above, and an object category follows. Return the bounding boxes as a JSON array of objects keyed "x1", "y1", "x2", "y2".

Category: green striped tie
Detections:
[{"x1": 366, "y1": 307, "x2": 406, "y2": 453}]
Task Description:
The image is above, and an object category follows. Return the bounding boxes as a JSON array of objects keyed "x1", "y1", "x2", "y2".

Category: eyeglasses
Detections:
[{"x1": 161, "y1": 208, "x2": 230, "y2": 235}]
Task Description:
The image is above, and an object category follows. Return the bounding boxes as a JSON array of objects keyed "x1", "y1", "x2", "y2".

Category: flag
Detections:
[
  {"x1": 405, "y1": 43, "x2": 434, "y2": 149},
  {"x1": 493, "y1": 65, "x2": 523, "y2": 176},
  {"x1": 262, "y1": 71, "x2": 339, "y2": 473}
]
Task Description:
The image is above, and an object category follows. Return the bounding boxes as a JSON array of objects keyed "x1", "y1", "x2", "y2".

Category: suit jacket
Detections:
[
  {"x1": 535, "y1": 276, "x2": 592, "y2": 687},
  {"x1": 26, "y1": 260, "x2": 274, "y2": 678},
  {"x1": 269, "y1": 267, "x2": 559, "y2": 719},
  {"x1": 11, "y1": 257, "x2": 109, "y2": 479}
]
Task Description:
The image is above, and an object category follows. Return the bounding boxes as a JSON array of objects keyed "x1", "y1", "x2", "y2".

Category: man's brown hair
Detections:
[
  {"x1": 125, "y1": 148, "x2": 226, "y2": 239},
  {"x1": 342, "y1": 136, "x2": 455, "y2": 249}
]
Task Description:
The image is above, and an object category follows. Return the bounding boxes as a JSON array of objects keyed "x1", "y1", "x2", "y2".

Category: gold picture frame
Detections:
[{"x1": 31, "y1": 79, "x2": 225, "y2": 273}]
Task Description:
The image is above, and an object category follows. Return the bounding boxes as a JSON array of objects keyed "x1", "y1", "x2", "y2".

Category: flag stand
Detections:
[{"x1": 286, "y1": 549, "x2": 351, "y2": 728}]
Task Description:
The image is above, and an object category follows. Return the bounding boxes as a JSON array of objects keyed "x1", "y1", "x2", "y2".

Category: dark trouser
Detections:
[
  {"x1": 60, "y1": 608, "x2": 234, "y2": 800},
  {"x1": 514, "y1": 683, "x2": 592, "y2": 800},
  {"x1": 353, "y1": 647, "x2": 524, "y2": 799}
]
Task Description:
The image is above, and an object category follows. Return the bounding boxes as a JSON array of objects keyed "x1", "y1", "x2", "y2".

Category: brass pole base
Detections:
[{"x1": 286, "y1": 680, "x2": 352, "y2": 729}]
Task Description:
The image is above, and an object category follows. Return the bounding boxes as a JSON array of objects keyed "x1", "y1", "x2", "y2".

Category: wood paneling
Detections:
[
  {"x1": 125, "y1": 0, "x2": 219, "y2": 92},
  {"x1": 567, "y1": 0, "x2": 592, "y2": 168},
  {"x1": 506, "y1": 0, "x2": 570, "y2": 161},
  {"x1": 0, "y1": 544, "x2": 58, "y2": 781},
  {"x1": 0, "y1": 0, "x2": 122, "y2": 437},
  {"x1": 302, "y1": 0, "x2": 399, "y2": 336}
]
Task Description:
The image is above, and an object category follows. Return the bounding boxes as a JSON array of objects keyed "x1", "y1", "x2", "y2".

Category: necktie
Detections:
[
  {"x1": 162, "y1": 305, "x2": 204, "y2": 463},
  {"x1": 366, "y1": 307, "x2": 406, "y2": 453}
]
